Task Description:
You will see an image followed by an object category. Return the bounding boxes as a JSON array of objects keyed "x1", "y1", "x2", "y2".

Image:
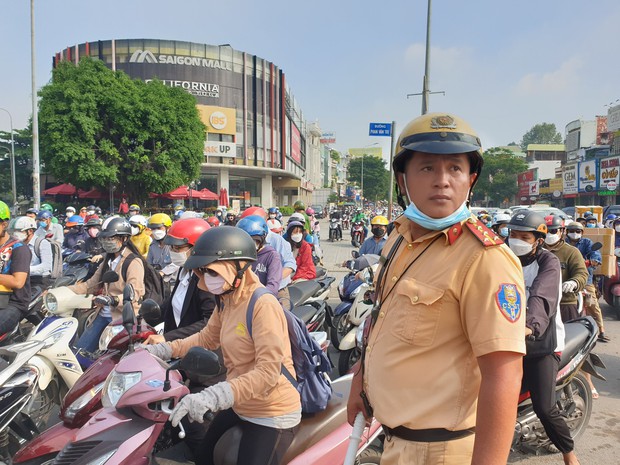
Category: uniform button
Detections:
[
  {"x1": 412, "y1": 295, "x2": 419, "y2": 303},
  {"x1": 379, "y1": 311, "x2": 385, "y2": 318},
  {"x1": 407, "y1": 243, "x2": 414, "y2": 250},
  {"x1": 366, "y1": 346, "x2": 372, "y2": 354},
  {"x1": 391, "y1": 276, "x2": 398, "y2": 282}
]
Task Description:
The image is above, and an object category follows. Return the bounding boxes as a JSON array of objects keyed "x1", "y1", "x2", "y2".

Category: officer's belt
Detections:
[{"x1": 382, "y1": 425, "x2": 475, "y2": 442}]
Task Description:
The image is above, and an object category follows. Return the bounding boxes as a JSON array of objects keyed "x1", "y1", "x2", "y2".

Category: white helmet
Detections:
[
  {"x1": 66, "y1": 206, "x2": 76, "y2": 213},
  {"x1": 10, "y1": 216, "x2": 37, "y2": 232},
  {"x1": 289, "y1": 212, "x2": 305, "y2": 224},
  {"x1": 129, "y1": 214, "x2": 148, "y2": 228},
  {"x1": 493, "y1": 213, "x2": 511, "y2": 226},
  {"x1": 180, "y1": 211, "x2": 200, "y2": 220}
]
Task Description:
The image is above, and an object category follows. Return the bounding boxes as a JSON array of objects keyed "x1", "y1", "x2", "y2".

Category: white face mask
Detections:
[
  {"x1": 567, "y1": 232, "x2": 582, "y2": 241},
  {"x1": 615, "y1": 225, "x2": 620, "y2": 233},
  {"x1": 131, "y1": 226, "x2": 140, "y2": 236},
  {"x1": 12, "y1": 231, "x2": 28, "y2": 242},
  {"x1": 291, "y1": 233, "x2": 303, "y2": 243},
  {"x1": 203, "y1": 272, "x2": 227, "y2": 295},
  {"x1": 152, "y1": 230, "x2": 166, "y2": 241},
  {"x1": 509, "y1": 238, "x2": 535, "y2": 257},
  {"x1": 170, "y1": 250, "x2": 189, "y2": 267},
  {"x1": 544, "y1": 233, "x2": 561, "y2": 245}
]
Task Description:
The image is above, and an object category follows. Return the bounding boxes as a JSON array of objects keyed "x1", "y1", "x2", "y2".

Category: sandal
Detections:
[{"x1": 592, "y1": 388, "x2": 599, "y2": 399}]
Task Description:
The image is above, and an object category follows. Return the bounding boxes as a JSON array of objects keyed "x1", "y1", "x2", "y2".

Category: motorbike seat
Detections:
[
  {"x1": 291, "y1": 305, "x2": 317, "y2": 324},
  {"x1": 317, "y1": 276, "x2": 336, "y2": 289},
  {"x1": 559, "y1": 321, "x2": 590, "y2": 369},
  {"x1": 212, "y1": 375, "x2": 353, "y2": 465},
  {"x1": 288, "y1": 281, "x2": 321, "y2": 307}
]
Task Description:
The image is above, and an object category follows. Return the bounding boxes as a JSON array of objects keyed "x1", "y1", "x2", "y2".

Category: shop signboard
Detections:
[
  {"x1": 517, "y1": 169, "x2": 536, "y2": 198},
  {"x1": 320, "y1": 132, "x2": 336, "y2": 144},
  {"x1": 563, "y1": 164, "x2": 578, "y2": 195},
  {"x1": 204, "y1": 141, "x2": 236, "y2": 157},
  {"x1": 291, "y1": 123, "x2": 301, "y2": 163},
  {"x1": 538, "y1": 179, "x2": 551, "y2": 194},
  {"x1": 598, "y1": 156, "x2": 620, "y2": 191},
  {"x1": 197, "y1": 105, "x2": 237, "y2": 135},
  {"x1": 578, "y1": 160, "x2": 597, "y2": 193},
  {"x1": 529, "y1": 181, "x2": 539, "y2": 196}
]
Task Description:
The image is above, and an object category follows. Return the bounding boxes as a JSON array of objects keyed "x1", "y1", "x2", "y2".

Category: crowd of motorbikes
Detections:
[{"x1": 0, "y1": 210, "x2": 611, "y2": 465}]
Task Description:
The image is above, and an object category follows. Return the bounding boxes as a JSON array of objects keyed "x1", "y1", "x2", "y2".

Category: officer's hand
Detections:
[
  {"x1": 346, "y1": 361, "x2": 372, "y2": 427},
  {"x1": 145, "y1": 334, "x2": 165, "y2": 345},
  {"x1": 562, "y1": 280, "x2": 578, "y2": 293},
  {"x1": 525, "y1": 327, "x2": 533, "y2": 337}
]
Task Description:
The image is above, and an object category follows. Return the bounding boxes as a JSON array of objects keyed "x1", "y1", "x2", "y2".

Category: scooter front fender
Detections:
[
  {"x1": 13, "y1": 421, "x2": 76, "y2": 463},
  {"x1": 339, "y1": 327, "x2": 358, "y2": 351},
  {"x1": 28, "y1": 354, "x2": 55, "y2": 390},
  {"x1": 333, "y1": 302, "x2": 352, "y2": 318}
]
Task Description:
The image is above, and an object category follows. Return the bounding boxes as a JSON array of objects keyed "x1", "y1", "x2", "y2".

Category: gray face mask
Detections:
[{"x1": 101, "y1": 237, "x2": 122, "y2": 253}]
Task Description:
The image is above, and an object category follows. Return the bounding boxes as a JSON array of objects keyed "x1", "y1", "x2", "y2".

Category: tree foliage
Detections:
[
  {"x1": 0, "y1": 125, "x2": 33, "y2": 202},
  {"x1": 473, "y1": 147, "x2": 529, "y2": 206},
  {"x1": 347, "y1": 155, "x2": 390, "y2": 201},
  {"x1": 329, "y1": 149, "x2": 341, "y2": 163},
  {"x1": 38, "y1": 59, "x2": 206, "y2": 202},
  {"x1": 520, "y1": 123, "x2": 563, "y2": 152}
]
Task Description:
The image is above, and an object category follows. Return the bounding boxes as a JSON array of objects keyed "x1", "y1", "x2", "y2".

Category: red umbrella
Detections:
[
  {"x1": 219, "y1": 188, "x2": 229, "y2": 207},
  {"x1": 78, "y1": 188, "x2": 105, "y2": 199},
  {"x1": 164, "y1": 186, "x2": 191, "y2": 199},
  {"x1": 197, "y1": 188, "x2": 218, "y2": 201},
  {"x1": 42, "y1": 183, "x2": 77, "y2": 196}
]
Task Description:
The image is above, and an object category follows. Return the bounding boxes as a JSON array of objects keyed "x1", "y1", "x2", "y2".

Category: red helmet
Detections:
[
  {"x1": 206, "y1": 216, "x2": 220, "y2": 227},
  {"x1": 240, "y1": 206, "x2": 267, "y2": 219},
  {"x1": 164, "y1": 218, "x2": 210, "y2": 247},
  {"x1": 544, "y1": 214, "x2": 564, "y2": 229}
]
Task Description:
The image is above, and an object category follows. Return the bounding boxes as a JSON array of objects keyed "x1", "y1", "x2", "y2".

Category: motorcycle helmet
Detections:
[
  {"x1": 508, "y1": 211, "x2": 547, "y2": 239},
  {"x1": 206, "y1": 216, "x2": 220, "y2": 227},
  {"x1": 85, "y1": 216, "x2": 103, "y2": 227},
  {"x1": 184, "y1": 226, "x2": 257, "y2": 270},
  {"x1": 267, "y1": 207, "x2": 278, "y2": 215},
  {"x1": 240, "y1": 206, "x2": 267, "y2": 219},
  {"x1": 65, "y1": 215, "x2": 85, "y2": 227},
  {"x1": 566, "y1": 221, "x2": 584, "y2": 232},
  {"x1": 148, "y1": 213, "x2": 172, "y2": 229},
  {"x1": 36, "y1": 210, "x2": 53, "y2": 221},
  {"x1": 9, "y1": 216, "x2": 37, "y2": 232},
  {"x1": 370, "y1": 215, "x2": 389, "y2": 226},
  {"x1": 237, "y1": 215, "x2": 269, "y2": 238},
  {"x1": 129, "y1": 214, "x2": 148, "y2": 228},
  {"x1": 26, "y1": 207, "x2": 39, "y2": 216},
  {"x1": 306, "y1": 208, "x2": 315, "y2": 216},
  {"x1": 0, "y1": 200, "x2": 10, "y2": 221},
  {"x1": 286, "y1": 220, "x2": 305, "y2": 234},
  {"x1": 493, "y1": 213, "x2": 511, "y2": 226},
  {"x1": 100, "y1": 216, "x2": 132, "y2": 238},
  {"x1": 289, "y1": 212, "x2": 305, "y2": 224},
  {"x1": 165, "y1": 218, "x2": 211, "y2": 247},
  {"x1": 66, "y1": 206, "x2": 76, "y2": 215},
  {"x1": 293, "y1": 200, "x2": 305, "y2": 211},
  {"x1": 40, "y1": 203, "x2": 54, "y2": 212},
  {"x1": 544, "y1": 214, "x2": 565, "y2": 230},
  {"x1": 129, "y1": 204, "x2": 141, "y2": 214}
]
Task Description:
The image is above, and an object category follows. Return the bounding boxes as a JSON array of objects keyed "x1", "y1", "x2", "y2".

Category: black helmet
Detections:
[
  {"x1": 99, "y1": 216, "x2": 132, "y2": 238},
  {"x1": 185, "y1": 226, "x2": 257, "y2": 270},
  {"x1": 85, "y1": 216, "x2": 103, "y2": 227},
  {"x1": 508, "y1": 211, "x2": 547, "y2": 238}
]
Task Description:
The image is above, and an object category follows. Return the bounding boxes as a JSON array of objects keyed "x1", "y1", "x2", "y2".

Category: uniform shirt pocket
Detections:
[{"x1": 390, "y1": 278, "x2": 445, "y2": 346}]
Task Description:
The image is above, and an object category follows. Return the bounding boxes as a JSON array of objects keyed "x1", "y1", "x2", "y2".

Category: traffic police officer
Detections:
[{"x1": 347, "y1": 113, "x2": 526, "y2": 464}]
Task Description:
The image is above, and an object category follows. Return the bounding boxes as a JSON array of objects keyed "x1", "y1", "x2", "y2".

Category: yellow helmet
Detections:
[
  {"x1": 148, "y1": 213, "x2": 172, "y2": 228},
  {"x1": 370, "y1": 215, "x2": 389, "y2": 226},
  {"x1": 392, "y1": 113, "x2": 483, "y2": 176}
]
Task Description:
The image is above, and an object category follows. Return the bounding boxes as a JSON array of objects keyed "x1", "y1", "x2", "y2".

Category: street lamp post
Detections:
[
  {"x1": 30, "y1": 0, "x2": 41, "y2": 209},
  {"x1": 0, "y1": 108, "x2": 18, "y2": 211}
]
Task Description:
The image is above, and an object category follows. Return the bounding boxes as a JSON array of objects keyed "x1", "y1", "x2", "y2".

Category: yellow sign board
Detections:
[
  {"x1": 348, "y1": 147, "x2": 383, "y2": 158},
  {"x1": 196, "y1": 105, "x2": 237, "y2": 135}
]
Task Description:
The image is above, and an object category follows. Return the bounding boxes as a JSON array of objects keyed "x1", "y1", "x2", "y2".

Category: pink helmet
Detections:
[{"x1": 306, "y1": 207, "x2": 315, "y2": 216}]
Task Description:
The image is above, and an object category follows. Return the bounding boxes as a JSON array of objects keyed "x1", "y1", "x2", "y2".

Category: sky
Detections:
[{"x1": 1, "y1": 0, "x2": 619, "y2": 165}]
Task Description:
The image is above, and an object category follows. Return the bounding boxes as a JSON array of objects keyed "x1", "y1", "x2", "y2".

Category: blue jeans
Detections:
[{"x1": 75, "y1": 313, "x2": 112, "y2": 353}]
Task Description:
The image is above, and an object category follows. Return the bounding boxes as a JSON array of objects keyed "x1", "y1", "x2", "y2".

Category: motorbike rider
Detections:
[
  {"x1": 0, "y1": 203, "x2": 32, "y2": 336},
  {"x1": 128, "y1": 203, "x2": 141, "y2": 216},
  {"x1": 543, "y1": 215, "x2": 589, "y2": 323},
  {"x1": 293, "y1": 200, "x2": 312, "y2": 234},
  {"x1": 351, "y1": 207, "x2": 368, "y2": 240},
  {"x1": 35, "y1": 210, "x2": 64, "y2": 244},
  {"x1": 63, "y1": 215, "x2": 89, "y2": 254},
  {"x1": 146, "y1": 226, "x2": 301, "y2": 465},
  {"x1": 12, "y1": 216, "x2": 53, "y2": 287},
  {"x1": 65, "y1": 206, "x2": 76, "y2": 224},
  {"x1": 285, "y1": 221, "x2": 316, "y2": 281},
  {"x1": 306, "y1": 207, "x2": 321, "y2": 246},
  {"x1": 604, "y1": 213, "x2": 617, "y2": 229},
  {"x1": 507, "y1": 212, "x2": 580, "y2": 465},
  {"x1": 224, "y1": 211, "x2": 237, "y2": 226},
  {"x1": 129, "y1": 214, "x2": 152, "y2": 258},
  {"x1": 492, "y1": 213, "x2": 511, "y2": 240},
  {"x1": 237, "y1": 215, "x2": 282, "y2": 296},
  {"x1": 564, "y1": 221, "x2": 607, "y2": 342},
  {"x1": 347, "y1": 113, "x2": 526, "y2": 465},
  {"x1": 146, "y1": 213, "x2": 173, "y2": 270},
  {"x1": 358, "y1": 215, "x2": 389, "y2": 256},
  {"x1": 83, "y1": 216, "x2": 104, "y2": 259},
  {"x1": 328, "y1": 208, "x2": 343, "y2": 240},
  {"x1": 25, "y1": 207, "x2": 38, "y2": 220},
  {"x1": 69, "y1": 216, "x2": 145, "y2": 353},
  {"x1": 84, "y1": 205, "x2": 98, "y2": 223}
]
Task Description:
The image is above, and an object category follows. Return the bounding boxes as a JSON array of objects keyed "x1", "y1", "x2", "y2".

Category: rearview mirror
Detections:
[
  {"x1": 123, "y1": 284, "x2": 135, "y2": 303},
  {"x1": 179, "y1": 347, "x2": 222, "y2": 377},
  {"x1": 351, "y1": 250, "x2": 360, "y2": 259},
  {"x1": 101, "y1": 271, "x2": 119, "y2": 284},
  {"x1": 122, "y1": 301, "x2": 136, "y2": 328},
  {"x1": 139, "y1": 299, "x2": 161, "y2": 325},
  {"x1": 592, "y1": 242, "x2": 603, "y2": 252}
]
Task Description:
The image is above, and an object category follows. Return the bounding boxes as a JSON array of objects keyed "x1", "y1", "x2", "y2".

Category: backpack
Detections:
[
  {"x1": 121, "y1": 253, "x2": 165, "y2": 306},
  {"x1": 246, "y1": 287, "x2": 333, "y2": 414},
  {"x1": 34, "y1": 237, "x2": 63, "y2": 279}
]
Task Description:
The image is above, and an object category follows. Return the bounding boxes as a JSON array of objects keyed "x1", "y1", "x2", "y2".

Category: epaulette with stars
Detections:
[{"x1": 464, "y1": 216, "x2": 503, "y2": 247}]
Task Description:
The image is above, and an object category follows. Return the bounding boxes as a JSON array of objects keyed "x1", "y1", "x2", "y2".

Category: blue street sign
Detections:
[{"x1": 369, "y1": 122, "x2": 392, "y2": 137}]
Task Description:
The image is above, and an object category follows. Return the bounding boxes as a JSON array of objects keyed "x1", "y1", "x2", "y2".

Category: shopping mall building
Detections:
[{"x1": 53, "y1": 39, "x2": 323, "y2": 209}]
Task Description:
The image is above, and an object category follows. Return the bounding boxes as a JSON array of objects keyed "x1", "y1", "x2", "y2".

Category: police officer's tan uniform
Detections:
[{"x1": 365, "y1": 215, "x2": 526, "y2": 464}]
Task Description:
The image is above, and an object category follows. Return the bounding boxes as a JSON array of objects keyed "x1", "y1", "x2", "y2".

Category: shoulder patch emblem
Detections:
[
  {"x1": 495, "y1": 284, "x2": 522, "y2": 322},
  {"x1": 465, "y1": 216, "x2": 502, "y2": 247}
]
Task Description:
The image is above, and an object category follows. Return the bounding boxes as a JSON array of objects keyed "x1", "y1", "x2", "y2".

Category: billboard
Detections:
[
  {"x1": 578, "y1": 160, "x2": 597, "y2": 193},
  {"x1": 291, "y1": 123, "x2": 301, "y2": 163},
  {"x1": 517, "y1": 169, "x2": 536, "y2": 198},
  {"x1": 320, "y1": 132, "x2": 336, "y2": 144},
  {"x1": 348, "y1": 147, "x2": 383, "y2": 158},
  {"x1": 204, "y1": 141, "x2": 236, "y2": 157},
  {"x1": 197, "y1": 105, "x2": 236, "y2": 135},
  {"x1": 599, "y1": 156, "x2": 620, "y2": 190},
  {"x1": 563, "y1": 164, "x2": 578, "y2": 195},
  {"x1": 608, "y1": 104, "x2": 620, "y2": 132}
]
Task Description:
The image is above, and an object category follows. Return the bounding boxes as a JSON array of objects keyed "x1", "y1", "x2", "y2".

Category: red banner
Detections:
[{"x1": 291, "y1": 123, "x2": 301, "y2": 163}]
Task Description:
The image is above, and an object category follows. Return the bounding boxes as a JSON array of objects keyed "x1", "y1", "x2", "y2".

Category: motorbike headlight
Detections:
[
  {"x1": 350, "y1": 285, "x2": 362, "y2": 300},
  {"x1": 338, "y1": 280, "x2": 344, "y2": 296},
  {"x1": 44, "y1": 293, "x2": 58, "y2": 313},
  {"x1": 101, "y1": 370, "x2": 141, "y2": 408},
  {"x1": 84, "y1": 450, "x2": 116, "y2": 465},
  {"x1": 99, "y1": 325, "x2": 125, "y2": 351},
  {"x1": 65, "y1": 382, "x2": 105, "y2": 420}
]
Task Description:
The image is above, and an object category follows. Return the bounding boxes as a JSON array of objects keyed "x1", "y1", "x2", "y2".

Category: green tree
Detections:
[
  {"x1": 38, "y1": 59, "x2": 206, "y2": 202},
  {"x1": 473, "y1": 147, "x2": 528, "y2": 206},
  {"x1": 347, "y1": 155, "x2": 390, "y2": 201},
  {"x1": 520, "y1": 123, "x2": 563, "y2": 152},
  {"x1": 329, "y1": 149, "x2": 341, "y2": 163},
  {"x1": 0, "y1": 125, "x2": 33, "y2": 201}
]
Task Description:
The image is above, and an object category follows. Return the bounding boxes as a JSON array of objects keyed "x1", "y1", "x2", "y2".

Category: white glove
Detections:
[
  {"x1": 169, "y1": 381, "x2": 234, "y2": 427},
  {"x1": 562, "y1": 280, "x2": 578, "y2": 293},
  {"x1": 143, "y1": 342, "x2": 173, "y2": 360}
]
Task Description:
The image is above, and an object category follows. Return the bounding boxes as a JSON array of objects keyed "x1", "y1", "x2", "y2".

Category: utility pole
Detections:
[
  {"x1": 0, "y1": 108, "x2": 17, "y2": 212},
  {"x1": 406, "y1": 0, "x2": 444, "y2": 114},
  {"x1": 31, "y1": 0, "x2": 41, "y2": 209},
  {"x1": 387, "y1": 121, "x2": 396, "y2": 222}
]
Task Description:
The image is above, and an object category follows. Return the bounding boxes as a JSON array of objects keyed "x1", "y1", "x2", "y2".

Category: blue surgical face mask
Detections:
[
  {"x1": 499, "y1": 227, "x2": 509, "y2": 238},
  {"x1": 402, "y1": 174, "x2": 471, "y2": 231},
  {"x1": 38, "y1": 221, "x2": 47, "y2": 228},
  {"x1": 586, "y1": 223, "x2": 596, "y2": 228}
]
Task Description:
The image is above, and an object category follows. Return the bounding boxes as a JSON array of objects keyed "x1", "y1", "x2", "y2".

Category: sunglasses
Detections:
[
  {"x1": 198, "y1": 267, "x2": 219, "y2": 277},
  {"x1": 566, "y1": 230, "x2": 581, "y2": 234},
  {"x1": 547, "y1": 229, "x2": 560, "y2": 234}
]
